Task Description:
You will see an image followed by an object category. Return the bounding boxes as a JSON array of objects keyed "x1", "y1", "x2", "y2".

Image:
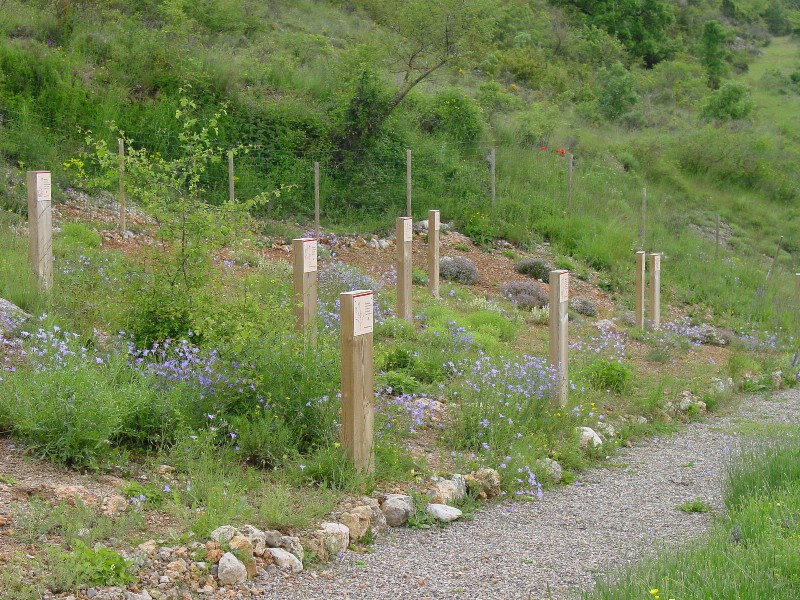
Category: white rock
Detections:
[
  {"x1": 217, "y1": 552, "x2": 248, "y2": 586},
  {"x1": 278, "y1": 535, "x2": 304, "y2": 562},
  {"x1": 381, "y1": 494, "x2": 414, "y2": 527},
  {"x1": 124, "y1": 593, "x2": 152, "y2": 600},
  {"x1": 339, "y1": 505, "x2": 373, "y2": 542},
  {"x1": 426, "y1": 503, "x2": 462, "y2": 523},
  {"x1": 451, "y1": 474, "x2": 467, "y2": 500},
  {"x1": 321, "y1": 522, "x2": 350, "y2": 555},
  {"x1": 209, "y1": 526, "x2": 240, "y2": 545},
  {"x1": 239, "y1": 524, "x2": 266, "y2": 556},
  {"x1": 595, "y1": 421, "x2": 617, "y2": 439},
  {"x1": 377, "y1": 239, "x2": 390, "y2": 249},
  {"x1": 266, "y1": 547, "x2": 303, "y2": 573},
  {"x1": 579, "y1": 427, "x2": 603, "y2": 449},
  {"x1": 536, "y1": 458, "x2": 563, "y2": 484}
]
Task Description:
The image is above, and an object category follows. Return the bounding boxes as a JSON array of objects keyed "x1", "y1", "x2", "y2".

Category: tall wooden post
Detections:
[
  {"x1": 567, "y1": 153, "x2": 574, "y2": 211},
  {"x1": 26, "y1": 171, "x2": 53, "y2": 291},
  {"x1": 428, "y1": 210, "x2": 440, "y2": 298},
  {"x1": 549, "y1": 270, "x2": 569, "y2": 406},
  {"x1": 228, "y1": 150, "x2": 235, "y2": 203},
  {"x1": 648, "y1": 253, "x2": 661, "y2": 330},
  {"x1": 796, "y1": 273, "x2": 800, "y2": 303},
  {"x1": 489, "y1": 147, "x2": 497, "y2": 205},
  {"x1": 340, "y1": 290, "x2": 375, "y2": 473},
  {"x1": 635, "y1": 251, "x2": 646, "y2": 329},
  {"x1": 118, "y1": 138, "x2": 126, "y2": 233},
  {"x1": 639, "y1": 187, "x2": 647, "y2": 248},
  {"x1": 714, "y1": 214, "x2": 720, "y2": 262},
  {"x1": 396, "y1": 216, "x2": 413, "y2": 321},
  {"x1": 314, "y1": 161, "x2": 321, "y2": 240},
  {"x1": 292, "y1": 238, "x2": 318, "y2": 336},
  {"x1": 406, "y1": 149, "x2": 412, "y2": 218}
]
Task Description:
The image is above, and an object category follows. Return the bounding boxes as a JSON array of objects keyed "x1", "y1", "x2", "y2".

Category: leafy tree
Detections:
[
  {"x1": 702, "y1": 81, "x2": 754, "y2": 121},
  {"x1": 700, "y1": 20, "x2": 730, "y2": 89},
  {"x1": 596, "y1": 62, "x2": 639, "y2": 120},
  {"x1": 554, "y1": 0, "x2": 674, "y2": 67}
]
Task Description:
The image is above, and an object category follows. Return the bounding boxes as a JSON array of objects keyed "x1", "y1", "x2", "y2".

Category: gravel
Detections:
[{"x1": 250, "y1": 389, "x2": 800, "y2": 600}]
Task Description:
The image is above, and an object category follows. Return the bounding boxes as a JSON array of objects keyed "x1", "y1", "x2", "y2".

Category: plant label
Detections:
[
  {"x1": 36, "y1": 172, "x2": 51, "y2": 203},
  {"x1": 302, "y1": 239, "x2": 317, "y2": 273},
  {"x1": 352, "y1": 291, "x2": 373, "y2": 337},
  {"x1": 653, "y1": 254, "x2": 661, "y2": 271},
  {"x1": 431, "y1": 210, "x2": 440, "y2": 231},
  {"x1": 560, "y1": 272, "x2": 569, "y2": 303},
  {"x1": 403, "y1": 218, "x2": 412, "y2": 242}
]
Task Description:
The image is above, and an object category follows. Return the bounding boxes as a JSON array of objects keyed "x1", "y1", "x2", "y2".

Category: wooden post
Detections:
[
  {"x1": 340, "y1": 290, "x2": 375, "y2": 473},
  {"x1": 428, "y1": 209, "x2": 440, "y2": 298},
  {"x1": 396, "y1": 216, "x2": 413, "y2": 321},
  {"x1": 118, "y1": 138, "x2": 126, "y2": 233},
  {"x1": 489, "y1": 147, "x2": 497, "y2": 205},
  {"x1": 648, "y1": 253, "x2": 661, "y2": 330},
  {"x1": 639, "y1": 187, "x2": 647, "y2": 247},
  {"x1": 567, "y1": 153, "x2": 574, "y2": 211},
  {"x1": 766, "y1": 236, "x2": 783, "y2": 281},
  {"x1": 549, "y1": 270, "x2": 569, "y2": 406},
  {"x1": 406, "y1": 149, "x2": 412, "y2": 217},
  {"x1": 714, "y1": 214, "x2": 720, "y2": 262},
  {"x1": 796, "y1": 273, "x2": 800, "y2": 303},
  {"x1": 228, "y1": 150, "x2": 235, "y2": 203},
  {"x1": 635, "y1": 251, "x2": 646, "y2": 329},
  {"x1": 26, "y1": 171, "x2": 53, "y2": 291},
  {"x1": 292, "y1": 238, "x2": 318, "y2": 336},
  {"x1": 314, "y1": 161, "x2": 321, "y2": 240}
]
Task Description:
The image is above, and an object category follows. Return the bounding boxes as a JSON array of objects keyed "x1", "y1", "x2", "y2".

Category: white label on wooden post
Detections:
[
  {"x1": 432, "y1": 211, "x2": 440, "y2": 231},
  {"x1": 549, "y1": 269, "x2": 569, "y2": 406},
  {"x1": 653, "y1": 253, "x2": 661, "y2": 271},
  {"x1": 36, "y1": 172, "x2": 51, "y2": 202},
  {"x1": 635, "y1": 251, "x2": 646, "y2": 329},
  {"x1": 352, "y1": 291, "x2": 374, "y2": 336},
  {"x1": 648, "y1": 253, "x2": 661, "y2": 331},
  {"x1": 302, "y1": 239, "x2": 317, "y2": 273},
  {"x1": 428, "y1": 209, "x2": 440, "y2": 298},
  {"x1": 559, "y1": 272, "x2": 569, "y2": 303},
  {"x1": 403, "y1": 217, "x2": 413, "y2": 242}
]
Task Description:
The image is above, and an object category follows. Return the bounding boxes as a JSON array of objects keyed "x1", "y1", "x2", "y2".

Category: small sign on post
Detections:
[
  {"x1": 26, "y1": 171, "x2": 53, "y2": 291},
  {"x1": 635, "y1": 251, "x2": 646, "y2": 329},
  {"x1": 396, "y1": 216, "x2": 413, "y2": 321},
  {"x1": 340, "y1": 290, "x2": 375, "y2": 473},
  {"x1": 648, "y1": 253, "x2": 661, "y2": 330},
  {"x1": 292, "y1": 238, "x2": 318, "y2": 336},
  {"x1": 428, "y1": 210, "x2": 440, "y2": 298},
  {"x1": 549, "y1": 270, "x2": 569, "y2": 406}
]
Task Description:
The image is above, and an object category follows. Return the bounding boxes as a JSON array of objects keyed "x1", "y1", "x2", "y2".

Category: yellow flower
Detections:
[{"x1": 650, "y1": 591, "x2": 659, "y2": 596}]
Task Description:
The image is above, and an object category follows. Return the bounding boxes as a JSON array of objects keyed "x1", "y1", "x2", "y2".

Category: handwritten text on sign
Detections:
[
  {"x1": 402, "y1": 218, "x2": 412, "y2": 242},
  {"x1": 36, "y1": 172, "x2": 51, "y2": 204},
  {"x1": 302, "y1": 239, "x2": 317, "y2": 273},
  {"x1": 560, "y1": 272, "x2": 569, "y2": 304},
  {"x1": 652, "y1": 254, "x2": 661, "y2": 272},
  {"x1": 352, "y1": 292, "x2": 374, "y2": 337},
  {"x1": 431, "y1": 211, "x2": 440, "y2": 231}
]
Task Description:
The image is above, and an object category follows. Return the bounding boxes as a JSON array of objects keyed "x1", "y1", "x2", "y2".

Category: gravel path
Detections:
[{"x1": 249, "y1": 389, "x2": 800, "y2": 600}]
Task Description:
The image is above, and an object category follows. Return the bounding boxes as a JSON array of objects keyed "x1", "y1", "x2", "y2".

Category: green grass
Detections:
[{"x1": 583, "y1": 431, "x2": 800, "y2": 600}]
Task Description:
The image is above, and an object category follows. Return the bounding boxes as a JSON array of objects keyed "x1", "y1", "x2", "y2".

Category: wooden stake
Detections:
[
  {"x1": 396, "y1": 217, "x2": 413, "y2": 321},
  {"x1": 567, "y1": 153, "x2": 574, "y2": 211},
  {"x1": 490, "y1": 147, "x2": 497, "y2": 205},
  {"x1": 548, "y1": 270, "x2": 569, "y2": 406},
  {"x1": 639, "y1": 187, "x2": 647, "y2": 247},
  {"x1": 292, "y1": 238, "x2": 318, "y2": 338},
  {"x1": 635, "y1": 251, "x2": 646, "y2": 329},
  {"x1": 715, "y1": 214, "x2": 720, "y2": 262},
  {"x1": 428, "y1": 210, "x2": 440, "y2": 298},
  {"x1": 26, "y1": 171, "x2": 53, "y2": 291},
  {"x1": 340, "y1": 290, "x2": 375, "y2": 473},
  {"x1": 796, "y1": 273, "x2": 800, "y2": 303},
  {"x1": 118, "y1": 138, "x2": 126, "y2": 233},
  {"x1": 648, "y1": 253, "x2": 661, "y2": 330},
  {"x1": 766, "y1": 236, "x2": 784, "y2": 281},
  {"x1": 228, "y1": 150, "x2": 235, "y2": 203},
  {"x1": 314, "y1": 161, "x2": 321, "y2": 240},
  {"x1": 406, "y1": 149, "x2": 412, "y2": 217}
]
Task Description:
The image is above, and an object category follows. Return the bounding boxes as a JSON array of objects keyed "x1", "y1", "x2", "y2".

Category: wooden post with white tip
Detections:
[
  {"x1": 648, "y1": 253, "x2": 661, "y2": 330},
  {"x1": 292, "y1": 238, "x2": 318, "y2": 337},
  {"x1": 397, "y1": 216, "x2": 413, "y2": 321},
  {"x1": 549, "y1": 270, "x2": 569, "y2": 406},
  {"x1": 428, "y1": 210, "x2": 440, "y2": 298},
  {"x1": 26, "y1": 171, "x2": 53, "y2": 291}
]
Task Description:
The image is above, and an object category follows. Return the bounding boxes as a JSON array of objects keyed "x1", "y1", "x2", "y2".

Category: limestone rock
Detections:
[
  {"x1": 238, "y1": 525, "x2": 266, "y2": 557},
  {"x1": 595, "y1": 421, "x2": 617, "y2": 439},
  {"x1": 124, "y1": 592, "x2": 152, "y2": 600},
  {"x1": 216, "y1": 552, "x2": 247, "y2": 586},
  {"x1": 579, "y1": 427, "x2": 603, "y2": 449},
  {"x1": 380, "y1": 494, "x2": 414, "y2": 527},
  {"x1": 426, "y1": 503, "x2": 462, "y2": 523},
  {"x1": 228, "y1": 535, "x2": 254, "y2": 559},
  {"x1": 209, "y1": 526, "x2": 240, "y2": 545},
  {"x1": 465, "y1": 468, "x2": 501, "y2": 499},
  {"x1": 303, "y1": 522, "x2": 350, "y2": 563},
  {"x1": 137, "y1": 540, "x2": 157, "y2": 555},
  {"x1": 536, "y1": 458, "x2": 563, "y2": 484},
  {"x1": 266, "y1": 548, "x2": 303, "y2": 573},
  {"x1": 278, "y1": 535, "x2": 304, "y2": 563},
  {"x1": 678, "y1": 391, "x2": 707, "y2": 415},
  {"x1": 339, "y1": 506, "x2": 373, "y2": 542},
  {"x1": 358, "y1": 496, "x2": 388, "y2": 534}
]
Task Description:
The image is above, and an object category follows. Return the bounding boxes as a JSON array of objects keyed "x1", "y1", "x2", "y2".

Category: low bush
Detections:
[
  {"x1": 440, "y1": 256, "x2": 479, "y2": 285},
  {"x1": 570, "y1": 297, "x2": 598, "y2": 317},
  {"x1": 515, "y1": 257, "x2": 554, "y2": 280},
  {"x1": 500, "y1": 280, "x2": 548, "y2": 310},
  {"x1": 585, "y1": 359, "x2": 632, "y2": 394}
]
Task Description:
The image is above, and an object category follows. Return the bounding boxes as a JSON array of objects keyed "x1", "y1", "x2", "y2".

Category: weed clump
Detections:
[
  {"x1": 514, "y1": 257, "x2": 553, "y2": 280},
  {"x1": 440, "y1": 256, "x2": 478, "y2": 285},
  {"x1": 570, "y1": 297, "x2": 598, "y2": 317},
  {"x1": 500, "y1": 280, "x2": 548, "y2": 310}
]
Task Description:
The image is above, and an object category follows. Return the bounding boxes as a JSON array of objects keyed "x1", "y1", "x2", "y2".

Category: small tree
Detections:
[
  {"x1": 701, "y1": 81, "x2": 754, "y2": 121},
  {"x1": 596, "y1": 62, "x2": 639, "y2": 121},
  {"x1": 700, "y1": 20, "x2": 730, "y2": 90}
]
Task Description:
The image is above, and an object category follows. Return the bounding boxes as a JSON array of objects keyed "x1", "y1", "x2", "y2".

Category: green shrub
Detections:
[
  {"x1": 421, "y1": 89, "x2": 483, "y2": 144},
  {"x1": 701, "y1": 82, "x2": 754, "y2": 121},
  {"x1": 596, "y1": 62, "x2": 638, "y2": 121},
  {"x1": 51, "y1": 540, "x2": 134, "y2": 591},
  {"x1": 585, "y1": 360, "x2": 632, "y2": 394},
  {"x1": 499, "y1": 280, "x2": 548, "y2": 310},
  {"x1": 515, "y1": 257, "x2": 553, "y2": 280},
  {"x1": 439, "y1": 256, "x2": 479, "y2": 285}
]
